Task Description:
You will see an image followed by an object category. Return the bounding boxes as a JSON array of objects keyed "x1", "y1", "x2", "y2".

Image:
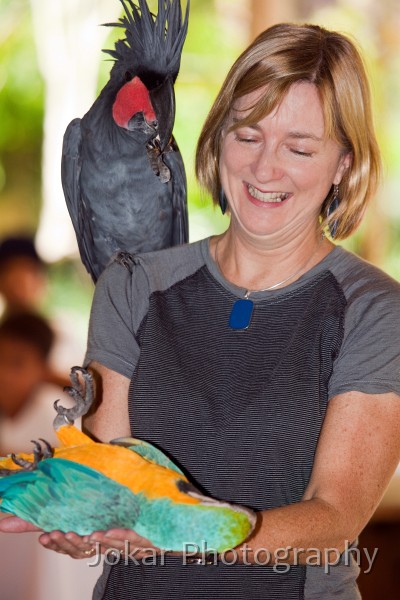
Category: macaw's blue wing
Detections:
[{"x1": 0, "y1": 458, "x2": 141, "y2": 535}]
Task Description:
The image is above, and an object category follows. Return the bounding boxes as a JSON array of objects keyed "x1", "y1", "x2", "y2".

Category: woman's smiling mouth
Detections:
[{"x1": 247, "y1": 184, "x2": 290, "y2": 203}]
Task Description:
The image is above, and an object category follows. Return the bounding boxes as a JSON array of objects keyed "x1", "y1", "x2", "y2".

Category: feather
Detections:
[{"x1": 0, "y1": 368, "x2": 256, "y2": 550}]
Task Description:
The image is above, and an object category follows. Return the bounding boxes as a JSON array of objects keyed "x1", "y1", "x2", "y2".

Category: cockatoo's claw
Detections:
[
  {"x1": 114, "y1": 251, "x2": 136, "y2": 273},
  {"x1": 53, "y1": 367, "x2": 94, "y2": 430}
]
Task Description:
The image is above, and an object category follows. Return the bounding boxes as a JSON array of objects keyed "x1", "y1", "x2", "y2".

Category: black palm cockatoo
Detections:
[{"x1": 62, "y1": 0, "x2": 189, "y2": 282}]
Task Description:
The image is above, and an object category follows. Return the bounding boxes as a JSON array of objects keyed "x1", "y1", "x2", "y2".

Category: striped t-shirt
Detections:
[{"x1": 85, "y1": 238, "x2": 400, "y2": 600}]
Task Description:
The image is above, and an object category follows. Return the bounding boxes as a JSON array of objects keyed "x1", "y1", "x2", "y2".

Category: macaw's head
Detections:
[{"x1": 104, "y1": 0, "x2": 189, "y2": 150}]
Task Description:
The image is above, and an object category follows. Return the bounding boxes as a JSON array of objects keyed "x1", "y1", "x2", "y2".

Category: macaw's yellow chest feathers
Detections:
[
  {"x1": 0, "y1": 367, "x2": 256, "y2": 552},
  {"x1": 53, "y1": 431, "x2": 198, "y2": 505}
]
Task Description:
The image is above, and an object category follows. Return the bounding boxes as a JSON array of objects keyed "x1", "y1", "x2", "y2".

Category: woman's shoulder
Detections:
[
  {"x1": 326, "y1": 245, "x2": 400, "y2": 305},
  {"x1": 97, "y1": 239, "x2": 208, "y2": 295},
  {"x1": 326, "y1": 247, "x2": 400, "y2": 397}
]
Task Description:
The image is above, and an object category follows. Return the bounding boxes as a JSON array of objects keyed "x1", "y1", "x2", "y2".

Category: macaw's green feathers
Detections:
[
  {"x1": 0, "y1": 459, "x2": 142, "y2": 535},
  {"x1": 134, "y1": 497, "x2": 254, "y2": 553},
  {"x1": 0, "y1": 456, "x2": 254, "y2": 551}
]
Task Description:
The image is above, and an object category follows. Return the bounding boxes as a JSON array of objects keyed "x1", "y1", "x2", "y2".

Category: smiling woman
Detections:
[
  {"x1": 197, "y1": 23, "x2": 380, "y2": 242},
  {"x1": 2, "y1": 22, "x2": 400, "y2": 600},
  {"x1": 218, "y1": 82, "x2": 350, "y2": 245}
]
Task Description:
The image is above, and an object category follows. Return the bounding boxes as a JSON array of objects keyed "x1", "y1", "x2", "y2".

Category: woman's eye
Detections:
[
  {"x1": 291, "y1": 148, "x2": 313, "y2": 157},
  {"x1": 234, "y1": 133, "x2": 257, "y2": 144}
]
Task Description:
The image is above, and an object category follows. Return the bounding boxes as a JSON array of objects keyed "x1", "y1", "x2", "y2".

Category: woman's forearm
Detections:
[{"x1": 226, "y1": 497, "x2": 358, "y2": 566}]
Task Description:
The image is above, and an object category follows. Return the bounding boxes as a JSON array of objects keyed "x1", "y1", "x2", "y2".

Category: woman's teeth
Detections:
[{"x1": 247, "y1": 184, "x2": 289, "y2": 203}]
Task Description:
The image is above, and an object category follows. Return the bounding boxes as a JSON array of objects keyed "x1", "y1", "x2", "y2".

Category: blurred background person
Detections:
[
  {"x1": 0, "y1": 237, "x2": 99, "y2": 599},
  {"x1": 0, "y1": 311, "x2": 60, "y2": 453},
  {"x1": 0, "y1": 313, "x2": 101, "y2": 599},
  {"x1": 0, "y1": 236, "x2": 48, "y2": 318},
  {"x1": 0, "y1": 235, "x2": 84, "y2": 385}
]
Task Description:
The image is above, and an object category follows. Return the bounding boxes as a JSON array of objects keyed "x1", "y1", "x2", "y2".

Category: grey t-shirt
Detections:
[{"x1": 85, "y1": 239, "x2": 400, "y2": 600}]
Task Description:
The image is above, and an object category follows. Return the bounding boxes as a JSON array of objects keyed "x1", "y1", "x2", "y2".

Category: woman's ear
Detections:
[{"x1": 334, "y1": 152, "x2": 352, "y2": 185}]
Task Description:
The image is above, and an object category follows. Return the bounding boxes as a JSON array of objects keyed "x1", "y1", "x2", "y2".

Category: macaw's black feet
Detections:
[
  {"x1": 53, "y1": 366, "x2": 94, "y2": 430},
  {"x1": 0, "y1": 439, "x2": 53, "y2": 476}
]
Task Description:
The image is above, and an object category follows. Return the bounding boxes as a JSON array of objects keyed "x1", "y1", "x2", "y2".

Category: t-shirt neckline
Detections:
[{"x1": 200, "y1": 237, "x2": 344, "y2": 301}]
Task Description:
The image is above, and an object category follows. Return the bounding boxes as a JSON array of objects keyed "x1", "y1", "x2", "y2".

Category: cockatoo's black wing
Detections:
[
  {"x1": 61, "y1": 119, "x2": 99, "y2": 281},
  {"x1": 164, "y1": 138, "x2": 188, "y2": 246}
]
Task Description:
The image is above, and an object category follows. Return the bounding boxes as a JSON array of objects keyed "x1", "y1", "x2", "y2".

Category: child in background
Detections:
[
  {"x1": 0, "y1": 235, "x2": 83, "y2": 388},
  {"x1": 0, "y1": 312, "x2": 62, "y2": 454},
  {"x1": 0, "y1": 236, "x2": 47, "y2": 317},
  {"x1": 0, "y1": 313, "x2": 101, "y2": 600}
]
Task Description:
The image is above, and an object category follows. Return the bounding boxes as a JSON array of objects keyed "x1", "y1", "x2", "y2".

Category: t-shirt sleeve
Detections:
[
  {"x1": 328, "y1": 279, "x2": 400, "y2": 398},
  {"x1": 84, "y1": 260, "x2": 148, "y2": 379}
]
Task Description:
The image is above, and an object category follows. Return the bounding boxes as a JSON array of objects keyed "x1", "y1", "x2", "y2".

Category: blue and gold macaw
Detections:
[{"x1": 0, "y1": 368, "x2": 255, "y2": 552}]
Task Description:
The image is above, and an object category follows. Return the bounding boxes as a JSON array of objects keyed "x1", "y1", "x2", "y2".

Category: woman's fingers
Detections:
[
  {"x1": 89, "y1": 528, "x2": 158, "y2": 556},
  {"x1": 39, "y1": 530, "x2": 99, "y2": 559},
  {"x1": 0, "y1": 516, "x2": 41, "y2": 533},
  {"x1": 35, "y1": 527, "x2": 159, "y2": 560}
]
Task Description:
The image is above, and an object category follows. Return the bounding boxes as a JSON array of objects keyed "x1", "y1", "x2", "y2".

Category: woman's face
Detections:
[{"x1": 219, "y1": 82, "x2": 350, "y2": 241}]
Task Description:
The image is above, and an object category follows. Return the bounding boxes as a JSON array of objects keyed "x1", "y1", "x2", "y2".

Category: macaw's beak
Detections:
[{"x1": 149, "y1": 75, "x2": 175, "y2": 152}]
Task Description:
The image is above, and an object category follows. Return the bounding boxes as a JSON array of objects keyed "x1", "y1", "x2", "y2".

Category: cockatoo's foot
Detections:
[
  {"x1": 146, "y1": 138, "x2": 172, "y2": 183},
  {"x1": 0, "y1": 439, "x2": 53, "y2": 476},
  {"x1": 114, "y1": 251, "x2": 136, "y2": 273},
  {"x1": 53, "y1": 366, "x2": 94, "y2": 430}
]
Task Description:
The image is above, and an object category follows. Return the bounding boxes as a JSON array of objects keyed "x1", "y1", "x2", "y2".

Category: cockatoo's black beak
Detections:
[{"x1": 149, "y1": 75, "x2": 175, "y2": 152}]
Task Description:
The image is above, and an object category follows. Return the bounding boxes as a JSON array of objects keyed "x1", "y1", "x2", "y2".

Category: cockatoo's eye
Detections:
[{"x1": 125, "y1": 71, "x2": 134, "y2": 82}]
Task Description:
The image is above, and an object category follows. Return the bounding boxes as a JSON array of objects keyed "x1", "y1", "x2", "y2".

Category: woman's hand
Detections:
[
  {"x1": 0, "y1": 515, "x2": 41, "y2": 533},
  {"x1": 38, "y1": 527, "x2": 161, "y2": 561},
  {"x1": 88, "y1": 528, "x2": 161, "y2": 560},
  {"x1": 39, "y1": 530, "x2": 100, "y2": 559}
]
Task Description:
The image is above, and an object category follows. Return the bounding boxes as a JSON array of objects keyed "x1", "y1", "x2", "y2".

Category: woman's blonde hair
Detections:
[{"x1": 195, "y1": 23, "x2": 381, "y2": 239}]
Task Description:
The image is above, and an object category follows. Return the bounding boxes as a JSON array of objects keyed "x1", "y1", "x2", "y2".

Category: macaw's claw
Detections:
[
  {"x1": 0, "y1": 439, "x2": 53, "y2": 476},
  {"x1": 38, "y1": 438, "x2": 54, "y2": 459},
  {"x1": 53, "y1": 367, "x2": 94, "y2": 430}
]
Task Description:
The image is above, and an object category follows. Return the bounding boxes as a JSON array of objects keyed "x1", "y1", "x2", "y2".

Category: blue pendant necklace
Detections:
[{"x1": 215, "y1": 235, "x2": 324, "y2": 330}]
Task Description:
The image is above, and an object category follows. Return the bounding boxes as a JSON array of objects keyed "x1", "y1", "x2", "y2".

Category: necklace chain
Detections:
[{"x1": 214, "y1": 234, "x2": 325, "y2": 298}]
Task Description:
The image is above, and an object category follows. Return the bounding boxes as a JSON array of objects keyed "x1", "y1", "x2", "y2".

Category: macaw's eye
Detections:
[{"x1": 125, "y1": 71, "x2": 134, "y2": 82}]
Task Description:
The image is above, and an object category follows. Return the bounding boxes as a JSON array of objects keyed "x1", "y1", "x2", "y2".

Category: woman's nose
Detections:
[{"x1": 251, "y1": 145, "x2": 284, "y2": 183}]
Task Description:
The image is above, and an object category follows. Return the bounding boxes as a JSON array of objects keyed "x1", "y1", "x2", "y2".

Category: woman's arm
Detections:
[
  {"x1": 231, "y1": 390, "x2": 400, "y2": 564},
  {"x1": 82, "y1": 361, "x2": 131, "y2": 441}
]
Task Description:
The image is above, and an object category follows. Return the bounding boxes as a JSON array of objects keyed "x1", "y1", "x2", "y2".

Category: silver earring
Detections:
[{"x1": 327, "y1": 184, "x2": 340, "y2": 238}]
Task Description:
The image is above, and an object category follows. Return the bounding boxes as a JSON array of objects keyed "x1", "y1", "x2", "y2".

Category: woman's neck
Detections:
[{"x1": 212, "y1": 226, "x2": 334, "y2": 293}]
